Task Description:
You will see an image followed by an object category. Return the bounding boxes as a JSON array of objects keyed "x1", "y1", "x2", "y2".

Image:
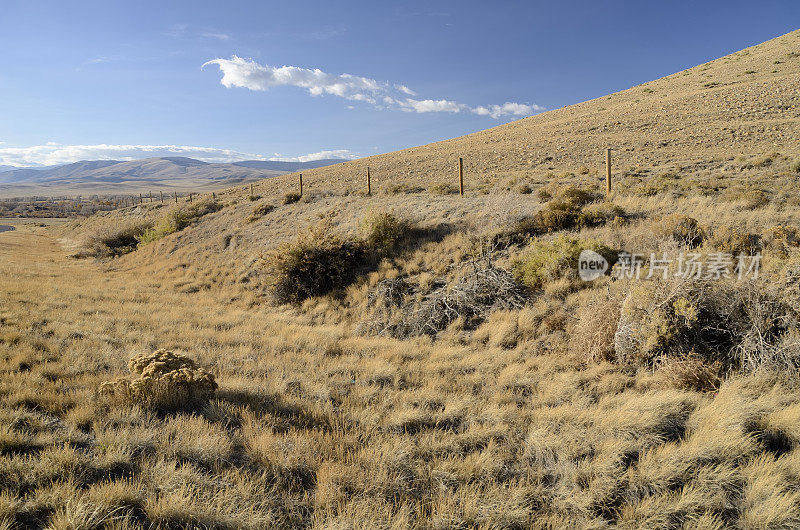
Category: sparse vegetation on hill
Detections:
[{"x1": 1, "y1": 29, "x2": 800, "y2": 529}]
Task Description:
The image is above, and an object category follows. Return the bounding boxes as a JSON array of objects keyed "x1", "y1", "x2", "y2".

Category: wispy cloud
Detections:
[
  {"x1": 165, "y1": 23, "x2": 232, "y2": 42},
  {"x1": 0, "y1": 143, "x2": 357, "y2": 167},
  {"x1": 270, "y1": 149, "x2": 358, "y2": 163},
  {"x1": 199, "y1": 31, "x2": 231, "y2": 41},
  {"x1": 259, "y1": 25, "x2": 347, "y2": 41},
  {"x1": 202, "y1": 56, "x2": 543, "y2": 118}
]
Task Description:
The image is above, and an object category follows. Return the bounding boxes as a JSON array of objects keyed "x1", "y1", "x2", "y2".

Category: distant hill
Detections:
[{"x1": 0, "y1": 157, "x2": 347, "y2": 197}]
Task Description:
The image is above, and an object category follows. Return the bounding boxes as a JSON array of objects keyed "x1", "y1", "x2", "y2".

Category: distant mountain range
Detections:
[{"x1": 0, "y1": 157, "x2": 347, "y2": 197}]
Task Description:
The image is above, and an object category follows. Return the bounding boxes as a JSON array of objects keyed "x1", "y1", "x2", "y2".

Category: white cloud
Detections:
[
  {"x1": 398, "y1": 98, "x2": 464, "y2": 113},
  {"x1": 395, "y1": 84, "x2": 416, "y2": 96},
  {"x1": 202, "y1": 56, "x2": 384, "y2": 102},
  {"x1": 0, "y1": 144, "x2": 358, "y2": 168},
  {"x1": 472, "y1": 102, "x2": 544, "y2": 118},
  {"x1": 270, "y1": 150, "x2": 358, "y2": 163},
  {"x1": 203, "y1": 56, "x2": 543, "y2": 119}
]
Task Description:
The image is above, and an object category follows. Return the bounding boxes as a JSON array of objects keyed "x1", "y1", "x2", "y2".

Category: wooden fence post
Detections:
[
  {"x1": 160, "y1": 191, "x2": 163, "y2": 204},
  {"x1": 139, "y1": 193, "x2": 142, "y2": 204},
  {"x1": 148, "y1": 191, "x2": 152, "y2": 203},
  {"x1": 174, "y1": 191, "x2": 178, "y2": 204},
  {"x1": 299, "y1": 173, "x2": 303, "y2": 197},
  {"x1": 250, "y1": 183, "x2": 254, "y2": 196},
  {"x1": 458, "y1": 157, "x2": 464, "y2": 196},
  {"x1": 605, "y1": 148, "x2": 612, "y2": 196},
  {"x1": 367, "y1": 166, "x2": 371, "y2": 196},
  {"x1": 189, "y1": 193, "x2": 193, "y2": 203}
]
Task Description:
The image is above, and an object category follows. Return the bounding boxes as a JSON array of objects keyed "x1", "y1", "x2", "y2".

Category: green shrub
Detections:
[
  {"x1": 536, "y1": 189, "x2": 552, "y2": 202},
  {"x1": 136, "y1": 200, "x2": 222, "y2": 247},
  {"x1": 264, "y1": 218, "x2": 367, "y2": 304},
  {"x1": 654, "y1": 214, "x2": 705, "y2": 247},
  {"x1": 248, "y1": 194, "x2": 261, "y2": 202},
  {"x1": 361, "y1": 211, "x2": 412, "y2": 252},
  {"x1": 513, "y1": 235, "x2": 615, "y2": 291},
  {"x1": 283, "y1": 192, "x2": 301, "y2": 204}
]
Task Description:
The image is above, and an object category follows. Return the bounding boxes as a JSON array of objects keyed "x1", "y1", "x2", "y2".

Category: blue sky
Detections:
[{"x1": 0, "y1": 0, "x2": 797, "y2": 167}]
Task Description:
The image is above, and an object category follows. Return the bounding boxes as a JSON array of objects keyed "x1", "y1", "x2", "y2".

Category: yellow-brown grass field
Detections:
[{"x1": 1, "y1": 29, "x2": 800, "y2": 530}]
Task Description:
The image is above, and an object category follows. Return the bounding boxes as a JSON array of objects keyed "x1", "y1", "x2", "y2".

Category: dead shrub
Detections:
[
  {"x1": 100, "y1": 350, "x2": 218, "y2": 412},
  {"x1": 362, "y1": 257, "x2": 526, "y2": 338},
  {"x1": 653, "y1": 214, "x2": 705, "y2": 247}
]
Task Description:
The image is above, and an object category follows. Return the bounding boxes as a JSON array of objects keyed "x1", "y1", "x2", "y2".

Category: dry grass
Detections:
[{"x1": 1, "y1": 29, "x2": 800, "y2": 528}]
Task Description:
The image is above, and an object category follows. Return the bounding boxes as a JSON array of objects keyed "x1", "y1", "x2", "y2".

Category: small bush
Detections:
[
  {"x1": 429, "y1": 183, "x2": 458, "y2": 195},
  {"x1": 84, "y1": 221, "x2": 154, "y2": 257},
  {"x1": 247, "y1": 203, "x2": 275, "y2": 223},
  {"x1": 579, "y1": 202, "x2": 625, "y2": 227},
  {"x1": 361, "y1": 211, "x2": 412, "y2": 252},
  {"x1": 741, "y1": 153, "x2": 776, "y2": 169},
  {"x1": 518, "y1": 184, "x2": 533, "y2": 194},
  {"x1": 283, "y1": 193, "x2": 301, "y2": 204},
  {"x1": 653, "y1": 214, "x2": 705, "y2": 247},
  {"x1": 248, "y1": 194, "x2": 261, "y2": 201},
  {"x1": 264, "y1": 217, "x2": 366, "y2": 304},
  {"x1": 513, "y1": 235, "x2": 616, "y2": 291},
  {"x1": 614, "y1": 278, "x2": 800, "y2": 373},
  {"x1": 386, "y1": 183, "x2": 425, "y2": 194},
  {"x1": 791, "y1": 159, "x2": 800, "y2": 173},
  {"x1": 556, "y1": 185, "x2": 600, "y2": 208},
  {"x1": 762, "y1": 225, "x2": 800, "y2": 255},
  {"x1": 136, "y1": 200, "x2": 222, "y2": 247},
  {"x1": 578, "y1": 165, "x2": 590, "y2": 175},
  {"x1": 536, "y1": 189, "x2": 552, "y2": 202},
  {"x1": 100, "y1": 349, "x2": 217, "y2": 412},
  {"x1": 734, "y1": 189, "x2": 770, "y2": 209},
  {"x1": 708, "y1": 225, "x2": 761, "y2": 256}
]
